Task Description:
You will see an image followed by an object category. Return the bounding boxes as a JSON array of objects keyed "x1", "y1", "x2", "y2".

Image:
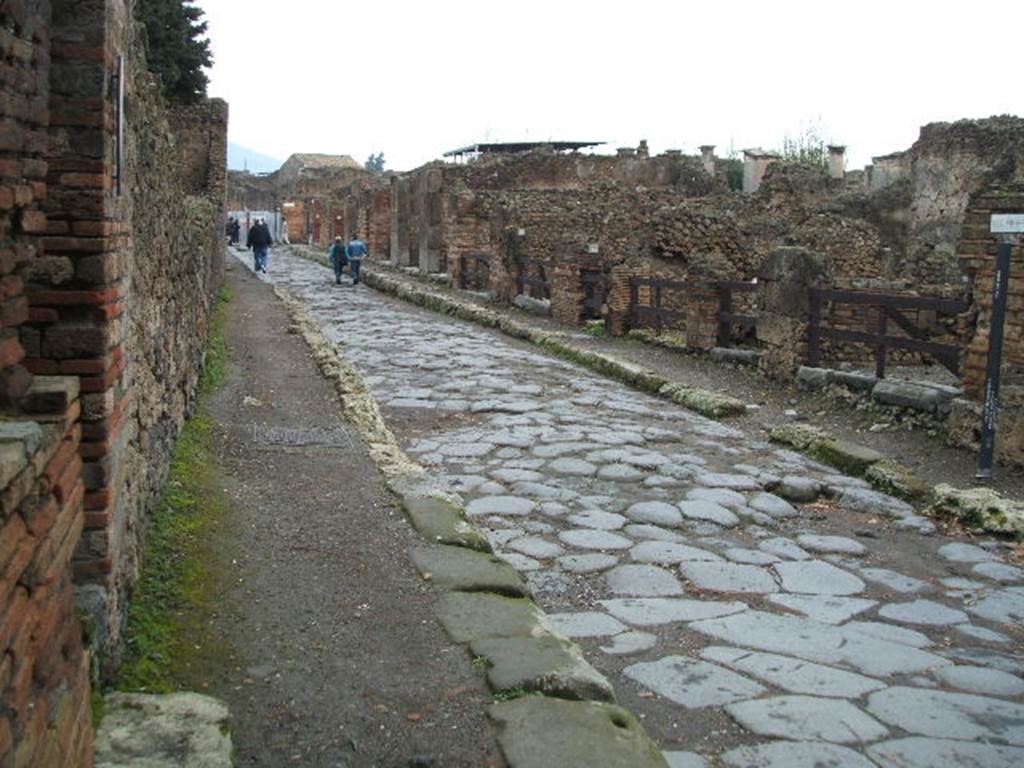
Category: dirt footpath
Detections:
[{"x1": 199, "y1": 263, "x2": 502, "y2": 767}]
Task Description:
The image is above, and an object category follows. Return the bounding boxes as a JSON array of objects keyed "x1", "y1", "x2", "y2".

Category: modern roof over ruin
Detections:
[
  {"x1": 443, "y1": 141, "x2": 604, "y2": 158},
  {"x1": 284, "y1": 153, "x2": 362, "y2": 170}
]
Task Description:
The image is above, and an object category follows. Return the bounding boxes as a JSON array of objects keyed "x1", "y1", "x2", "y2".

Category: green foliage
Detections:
[
  {"x1": 137, "y1": 0, "x2": 213, "y2": 104},
  {"x1": 781, "y1": 122, "x2": 829, "y2": 170},
  {"x1": 116, "y1": 287, "x2": 232, "y2": 693},
  {"x1": 364, "y1": 152, "x2": 386, "y2": 174},
  {"x1": 721, "y1": 158, "x2": 743, "y2": 191}
]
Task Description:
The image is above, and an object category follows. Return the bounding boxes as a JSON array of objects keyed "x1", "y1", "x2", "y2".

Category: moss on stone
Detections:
[
  {"x1": 864, "y1": 460, "x2": 930, "y2": 501},
  {"x1": 769, "y1": 423, "x2": 829, "y2": 451},
  {"x1": 930, "y1": 484, "x2": 1024, "y2": 537},
  {"x1": 671, "y1": 387, "x2": 747, "y2": 419}
]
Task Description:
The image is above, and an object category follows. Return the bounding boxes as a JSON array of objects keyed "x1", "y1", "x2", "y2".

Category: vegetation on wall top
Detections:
[{"x1": 138, "y1": 0, "x2": 213, "y2": 104}]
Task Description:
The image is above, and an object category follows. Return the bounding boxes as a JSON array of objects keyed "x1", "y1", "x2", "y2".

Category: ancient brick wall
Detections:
[{"x1": 0, "y1": 1, "x2": 93, "y2": 765}]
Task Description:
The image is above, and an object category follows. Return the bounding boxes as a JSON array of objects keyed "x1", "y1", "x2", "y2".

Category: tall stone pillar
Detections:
[
  {"x1": 828, "y1": 145, "x2": 846, "y2": 180},
  {"x1": 700, "y1": 145, "x2": 716, "y2": 176},
  {"x1": 743, "y1": 149, "x2": 781, "y2": 193},
  {"x1": 756, "y1": 247, "x2": 832, "y2": 380}
]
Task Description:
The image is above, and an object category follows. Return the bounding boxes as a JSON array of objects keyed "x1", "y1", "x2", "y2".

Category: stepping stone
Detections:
[
  {"x1": 758, "y1": 537, "x2": 810, "y2": 561},
  {"x1": 410, "y1": 545, "x2": 527, "y2": 597},
  {"x1": 691, "y1": 611, "x2": 951, "y2": 677},
  {"x1": 722, "y1": 742, "x2": 877, "y2": 768},
  {"x1": 557, "y1": 553, "x2": 619, "y2": 573},
  {"x1": 625, "y1": 501, "x2": 683, "y2": 527},
  {"x1": 598, "y1": 463, "x2": 645, "y2": 481},
  {"x1": 606, "y1": 565, "x2": 684, "y2": 596},
  {"x1": 797, "y1": 535, "x2": 867, "y2": 556},
  {"x1": 623, "y1": 656, "x2": 765, "y2": 708},
  {"x1": 878, "y1": 599, "x2": 969, "y2": 626},
  {"x1": 938, "y1": 542, "x2": 998, "y2": 563},
  {"x1": 567, "y1": 510, "x2": 627, "y2": 530},
  {"x1": 546, "y1": 612, "x2": 627, "y2": 639},
  {"x1": 966, "y1": 588, "x2": 1024, "y2": 625},
  {"x1": 773, "y1": 560, "x2": 866, "y2": 595},
  {"x1": 600, "y1": 631, "x2": 658, "y2": 656},
  {"x1": 748, "y1": 493, "x2": 798, "y2": 519},
  {"x1": 776, "y1": 476, "x2": 822, "y2": 503},
  {"x1": 768, "y1": 594, "x2": 877, "y2": 624},
  {"x1": 600, "y1": 598, "x2": 747, "y2": 627},
  {"x1": 842, "y1": 621, "x2": 933, "y2": 649},
  {"x1": 507, "y1": 536, "x2": 563, "y2": 560},
  {"x1": 559, "y1": 529, "x2": 633, "y2": 551},
  {"x1": 724, "y1": 548, "x2": 779, "y2": 566},
  {"x1": 866, "y1": 686, "x2": 1024, "y2": 745},
  {"x1": 868, "y1": 737, "x2": 1024, "y2": 768},
  {"x1": 623, "y1": 524, "x2": 683, "y2": 542},
  {"x1": 467, "y1": 495, "x2": 536, "y2": 517},
  {"x1": 935, "y1": 665, "x2": 1024, "y2": 697},
  {"x1": 678, "y1": 500, "x2": 740, "y2": 528},
  {"x1": 725, "y1": 695, "x2": 888, "y2": 743},
  {"x1": 548, "y1": 457, "x2": 598, "y2": 477},
  {"x1": 680, "y1": 562, "x2": 779, "y2": 594},
  {"x1": 630, "y1": 541, "x2": 722, "y2": 564},
  {"x1": 702, "y1": 647, "x2": 885, "y2": 698},
  {"x1": 686, "y1": 488, "x2": 747, "y2": 508},
  {"x1": 859, "y1": 567, "x2": 930, "y2": 593},
  {"x1": 973, "y1": 562, "x2": 1024, "y2": 583}
]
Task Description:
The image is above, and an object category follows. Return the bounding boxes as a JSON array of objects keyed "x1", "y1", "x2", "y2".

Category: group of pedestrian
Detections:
[
  {"x1": 247, "y1": 217, "x2": 273, "y2": 274},
  {"x1": 328, "y1": 234, "x2": 368, "y2": 285}
]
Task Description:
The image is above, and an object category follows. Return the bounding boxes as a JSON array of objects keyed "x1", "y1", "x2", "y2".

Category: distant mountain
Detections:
[{"x1": 228, "y1": 142, "x2": 284, "y2": 174}]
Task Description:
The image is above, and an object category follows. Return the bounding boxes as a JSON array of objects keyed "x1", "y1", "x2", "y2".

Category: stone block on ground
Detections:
[
  {"x1": 812, "y1": 439, "x2": 883, "y2": 476},
  {"x1": 872, "y1": 380, "x2": 954, "y2": 414},
  {"x1": 513, "y1": 294, "x2": 552, "y2": 316},
  {"x1": 864, "y1": 460, "x2": 929, "y2": 500},
  {"x1": 488, "y1": 697, "x2": 669, "y2": 768},
  {"x1": 660, "y1": 383, "x2": 747, "y2": 419},
  {"x1": 470, "y1": 634, "x2": 614, "y2": 702},
  {"x1": 400, "y1": 493, "x2": 492, "y2": 552},
  {"x1": 796, "y1": 366, "x2": 832, "y2": 389},
  {"x1": 95, "y1": 692, "x2": 232, "y2": 768},
  {"x1": 832, "y1": 370, "x2": 878, "y2": 392},
  {"x1": 436, "y1": 592, "x2": 550, "y2": 643},
  {"x1": 929, "y1": 484, "x2": 1024, "y2": 535},
  {"x1": 768, "y1": 423, "x2": 828, "y2": 451},
  {"x1": 410, "y1": 545, "x2": 529, "y2": 597},
  {"x1": 710, "y1": 348, "x2": 760, "y2": 367}
]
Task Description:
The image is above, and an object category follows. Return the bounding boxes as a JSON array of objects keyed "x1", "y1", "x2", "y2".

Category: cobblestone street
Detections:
[{"x1": 252, "y1": 248, "x2": 1023, "y2": 767}]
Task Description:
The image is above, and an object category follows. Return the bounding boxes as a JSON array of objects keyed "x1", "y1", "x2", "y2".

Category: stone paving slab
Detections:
[
  {"x1": 725, "y1": 695, "x2": 889, "y2": 743},
  {"x1": 600, "y1": 598, "x2": 748, "y2": 626},
  {"x1": 471, "y1": 635, "x2": 614, "y2": 702},
  {"x1": 866, "y1": 686, "x2": 1024, "y2": 744},
  {"x1": 866, "y1": 737, "x2": 1024, "y2": 768},
  {"x1": 488, "y1": 697, "x2": 669, "y2": 768},
  {"x1": 721, "y1": 741, "x2": 877, "y2": 768},
  {"x1": 400, "y1": 493, "x2": 493, "y2": 552},
  {"x1": 623, "y1": 656, "x2": 766, "y2": 708}
]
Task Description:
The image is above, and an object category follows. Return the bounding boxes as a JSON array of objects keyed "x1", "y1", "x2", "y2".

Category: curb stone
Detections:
[
  {"x1": 268, "y1": 276, "x2": 666, "y2": 766},
  {"x1": 287, "y1": 246, "x2": 744, "y2": 421}
]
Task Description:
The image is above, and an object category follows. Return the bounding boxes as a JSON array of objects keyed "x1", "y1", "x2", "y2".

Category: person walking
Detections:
[
  {"x1": 247, "y1": 217, "x2": 273, "y2": 273},
  {"x1": 229, "y1": 218, "x2": 240, "y2": 245},
  {"x1": 328, "y1": 236, "x2": 348, "y2": 284},
  {"x1": 347, "y1": 233, "x2": 368, "y2": 285}
]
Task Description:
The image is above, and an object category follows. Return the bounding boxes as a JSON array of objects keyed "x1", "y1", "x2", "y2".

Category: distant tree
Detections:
[
  {"x1": 137, "y1": 0, "x2": 213, "y2": 104},
  {"x1": 364, "y1": 152, "x2": 386, "y2": 174}
]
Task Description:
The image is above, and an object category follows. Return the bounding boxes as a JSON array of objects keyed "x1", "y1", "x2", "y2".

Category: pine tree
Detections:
[{"x1": 137, "y1": 0, "x2": 213, "y2": 104}]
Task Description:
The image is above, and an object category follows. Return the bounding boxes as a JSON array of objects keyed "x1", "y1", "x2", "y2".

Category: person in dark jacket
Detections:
[
  {"x1": 229, "y1": 218, "x2": 240, "y2": 245},
  {"x1": 246, "y1": 218, "x2": 273, "y2": 273},
  {"x1": 328, "y1": 236, "x2": 347, "y2": 284}
]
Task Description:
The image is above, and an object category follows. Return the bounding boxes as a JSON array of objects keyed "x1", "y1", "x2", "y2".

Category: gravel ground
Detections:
[{"x1": 196, "y1": 262, "x2": 503, "y2": 767}]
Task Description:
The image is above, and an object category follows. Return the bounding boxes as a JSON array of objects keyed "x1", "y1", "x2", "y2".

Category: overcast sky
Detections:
[{"x1": 194, "y1": 0, "x2": 1023, "y2": 173}]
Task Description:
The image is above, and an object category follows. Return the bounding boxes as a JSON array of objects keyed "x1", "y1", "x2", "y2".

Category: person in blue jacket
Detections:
[
  {"x1": 347, "y1": 233, "x2": 368, "y2": 285},
  {"x1": 328, "y1": 236, "x2": 348, "y2": 284}
]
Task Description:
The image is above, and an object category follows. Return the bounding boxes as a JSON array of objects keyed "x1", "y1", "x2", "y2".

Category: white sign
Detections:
[{"x1": 991, "y1": 213, "x2": 1024, "y2": 234}]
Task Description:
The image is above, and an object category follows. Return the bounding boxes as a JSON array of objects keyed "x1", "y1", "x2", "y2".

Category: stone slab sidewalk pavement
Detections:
[{"x1": 248, "y1": 246, "x2": 1024, "y2": 768}]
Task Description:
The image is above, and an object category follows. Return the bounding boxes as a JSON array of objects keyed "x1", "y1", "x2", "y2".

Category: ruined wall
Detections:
[{"x1": 902, "y1": 117, "x2": 1024, "y2": 284}]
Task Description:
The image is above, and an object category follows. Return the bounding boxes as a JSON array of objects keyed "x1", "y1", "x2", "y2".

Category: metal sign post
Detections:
[{"x1": 976, "y1": 213, "x2": 1024, "y2": 480}]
